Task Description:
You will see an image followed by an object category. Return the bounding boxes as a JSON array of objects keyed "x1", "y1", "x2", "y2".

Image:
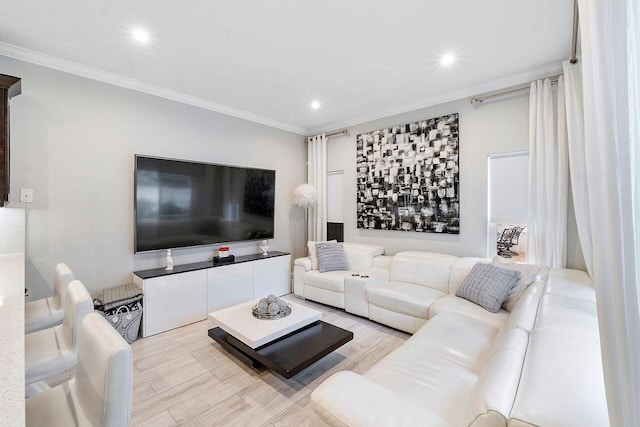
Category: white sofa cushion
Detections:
[
  {"x1": 343, "y1": 242, "x2": 385, "y2": 257},
  {"x1": 390, "y1": 252, "x2": 457, "y2": 293},
  {"x1": 408, "y1": 312, "x2": 499, "y2": 373},
  {"x1": 545, "y1": 268, "x2": 596, "y2": 302},
  {"x1": 303, "y1": 270, "x2": 355, "y2": 293},
  {"x1": 366, "y1": 346, "x2": 477, "y2": 423},
  {"x1": 428, "y1": 295, "x2": 508, "y2": 330},
  {"x1": 509, "y1": 328, "x2": 608, "y2": 427},
  {"x1": 367, "y1": 281, "x2": 445, "y2": 319},
  {"x1": 310, "y1": 371, "x2": 451, "y2": 427},
  {"x1": 344, "y1": 246, "x2": 375, "y2": 271},
  {"x1": 535, "y1": 294, "x2": 600, "y2": 343}
]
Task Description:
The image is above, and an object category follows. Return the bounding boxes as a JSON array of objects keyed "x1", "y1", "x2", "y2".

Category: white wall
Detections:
[
  {"x1": 1, "y1": 56, "x2": 306, "y2": 298},
  {"x1": 328, "y1": 93, "x2": 584, "y2": 269}
]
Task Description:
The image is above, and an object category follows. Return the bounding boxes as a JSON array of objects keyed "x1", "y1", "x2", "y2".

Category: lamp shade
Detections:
[{"x1": 293, "y1": 184, "x2": 317, "y2": 208}]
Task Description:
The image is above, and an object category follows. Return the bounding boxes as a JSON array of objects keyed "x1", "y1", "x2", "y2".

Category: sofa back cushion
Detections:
[
  {"x1": 390, "y1": 252, "x2": 457, "y2": 293},
  {"x1": 343, "y1": 246, "x2": 375, "y2": 271},
  {"x1": 342, "y1": 242, "x2": 385, "y2": 257}
]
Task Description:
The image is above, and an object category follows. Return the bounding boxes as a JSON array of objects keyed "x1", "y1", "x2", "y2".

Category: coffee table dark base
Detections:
[{"x1": 208, "y1": 320, "x2": 353, "y2": 378}]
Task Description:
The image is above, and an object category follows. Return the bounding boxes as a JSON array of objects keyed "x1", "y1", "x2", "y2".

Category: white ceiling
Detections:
[{"x1": 0, "y1": 1, "x2": 573, "y2": 135}]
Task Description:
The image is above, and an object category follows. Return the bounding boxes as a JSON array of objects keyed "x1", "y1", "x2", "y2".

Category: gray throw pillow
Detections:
[
  {"x1": 455, "y1": 263, "x2": 521, "y2": 313},
  {"x1": 315, "y1": 242, "x2": 350, "y2": 273}
]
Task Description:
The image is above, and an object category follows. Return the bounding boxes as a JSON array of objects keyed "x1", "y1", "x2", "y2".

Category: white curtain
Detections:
[
  {"x1": 568, "y1": 0, "x2": 640, "y2": 425},
  {"x1": 527, "y1": 78, "x2": 569, "y2": 268},
  {"x1": 307, "y1": 134, "x2": 327, "y2": 242}
]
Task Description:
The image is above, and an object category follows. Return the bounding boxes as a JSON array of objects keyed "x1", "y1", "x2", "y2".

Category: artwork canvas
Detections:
[{"x1": 356, "y1": 113, "x2": 460, "y2": 234}]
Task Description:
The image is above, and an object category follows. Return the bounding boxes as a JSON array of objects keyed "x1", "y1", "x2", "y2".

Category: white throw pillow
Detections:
[
  {"x1": 492, "y1": 256, "x2": 541, "y2": 311},
  {"x1": 307, "y1": 240, "x2": 337, "y2": 270}
]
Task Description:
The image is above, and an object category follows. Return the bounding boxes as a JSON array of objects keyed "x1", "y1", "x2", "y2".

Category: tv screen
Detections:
[{"x1": 134, "y1": 155, "x2": 275, "y2": 253}]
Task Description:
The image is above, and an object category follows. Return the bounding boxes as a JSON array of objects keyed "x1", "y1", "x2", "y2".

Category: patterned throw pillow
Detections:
[
  {"x1": 455, "y1": 263, "x2": 521, "y2": 313},
  {"x1": 315, "y1": 242, "x2": 350, "y2": 273},
  {"x1": 307, "y1": 240, "x2": 337, "y2": 270}
]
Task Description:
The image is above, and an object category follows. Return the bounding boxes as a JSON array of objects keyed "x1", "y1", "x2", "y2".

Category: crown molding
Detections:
[
  {"x1": 306, "y1": 62, "x2": 564, "y2": 135},
  {"x1": 0, "y1": 41, "x2": 564, "y2": 137},
  {"x1": 0, "y1": 42, "x2": 307, "y2": 135}
]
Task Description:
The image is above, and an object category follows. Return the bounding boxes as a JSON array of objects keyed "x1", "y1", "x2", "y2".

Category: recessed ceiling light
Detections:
[
  {"x1": 441, "y1": 54, "x2": 455, "y2": 66},
  {"x1": 131, "y1": 27, "x2": 150, "y2": 44},
  {"x1": 310, "y1": 100, "x2": 321, "y2": 110}
]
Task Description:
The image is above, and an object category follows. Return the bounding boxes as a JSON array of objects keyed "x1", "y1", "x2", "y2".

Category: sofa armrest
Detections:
[
  {"x1": 344, "y1": 269, "x2": 389, "y2": 317},
  {"x1": 294, "y1": 256, "x2": 312, "y2": 271},
  {"x1": 311, "y1": 371, "x2": 451, "y2": 427}
]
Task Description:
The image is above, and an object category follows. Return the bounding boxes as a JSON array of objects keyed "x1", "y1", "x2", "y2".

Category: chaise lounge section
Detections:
[{"x1": 308, "y1": 250, "x2": 608, "y2": 427}]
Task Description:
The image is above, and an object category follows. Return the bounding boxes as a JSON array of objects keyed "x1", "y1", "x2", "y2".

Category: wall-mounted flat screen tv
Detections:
[{"x1": 134, "y1": 155, "x2": 275, "y2": 253}]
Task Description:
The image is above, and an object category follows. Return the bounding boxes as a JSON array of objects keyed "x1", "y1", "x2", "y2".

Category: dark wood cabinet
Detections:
[{"x1": 0, "y1": 74, "x2": 21, "y2": 207}]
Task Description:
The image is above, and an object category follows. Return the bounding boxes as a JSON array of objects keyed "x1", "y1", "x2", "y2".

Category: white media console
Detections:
[{"x1": 132, "y1": 251, "x2": 291, "y2": 337}]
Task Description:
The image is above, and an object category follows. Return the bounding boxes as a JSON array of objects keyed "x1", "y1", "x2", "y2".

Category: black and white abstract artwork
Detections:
[{"x1": 356, "y1": 113, "x2": 460, "y2": 234}]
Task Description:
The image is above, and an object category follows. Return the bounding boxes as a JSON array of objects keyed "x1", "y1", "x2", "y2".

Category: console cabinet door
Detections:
[
  {"x1": 253, "y1": 255, "x2": 291, "y2": 298},
  {"x1": 207, "y1": 262, "x2": 254, "y2": 312},
  {"x1": 140, "y1": 270, "x2": 207, "y2": 337}
]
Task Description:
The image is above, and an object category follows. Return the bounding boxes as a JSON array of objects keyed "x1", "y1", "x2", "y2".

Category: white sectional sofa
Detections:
[{"x1": 304, "y1": 250, "x2": 609, "y2": 427}]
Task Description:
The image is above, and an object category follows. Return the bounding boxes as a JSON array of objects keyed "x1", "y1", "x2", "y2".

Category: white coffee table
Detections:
[
  {"x1": 207, "y1": 299, "x2": 353, "y2": 378},
  {"x1": 209, "y1": 299, "x2": 322, "y2": 349}
]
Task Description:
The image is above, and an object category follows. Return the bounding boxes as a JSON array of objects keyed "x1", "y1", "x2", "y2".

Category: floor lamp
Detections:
[{"x1": 293, "y1": 183, "x2": 317, "y2": 253}]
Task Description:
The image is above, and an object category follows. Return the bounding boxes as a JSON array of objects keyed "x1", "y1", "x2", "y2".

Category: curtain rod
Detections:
[
  {"x1": 472, "y1": 1, "x2": 579, "y2": 105},
  {"x1": 470, "y1": 75, "x2": 561, "y2": 105},
  {"x1": 305, "y1": 128, "x2": 349, "y2": 142},
  {"x1": 569, "y1": 0, "x2": 579, "y2": 64}
]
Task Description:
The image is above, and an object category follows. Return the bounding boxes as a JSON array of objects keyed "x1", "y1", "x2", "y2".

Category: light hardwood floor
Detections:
[{"x1": 129, "y1": 295, "x2": 409, "y2": 426}]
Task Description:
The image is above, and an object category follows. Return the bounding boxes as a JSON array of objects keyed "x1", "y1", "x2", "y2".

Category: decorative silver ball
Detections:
[
  {"x1": 267, "y1": 295, "x2": 277, "y2": 304},
  {"x1": 268, "y1": 303, "x2": 280, "y2": 315},
  {"x1": 256, "y1": 301, "x2": 268, "y2": 314}
]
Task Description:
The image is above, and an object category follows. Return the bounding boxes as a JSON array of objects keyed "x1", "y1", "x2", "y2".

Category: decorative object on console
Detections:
[
  {"x1": 165, "y1": 249, "x2": 173, "y2": 271},
  {"x1": 213, "y1": 254, "x2": 235, "y2": 265},
  {"x1": 315, "y1": 242, "x2": 349, "y2": 273},
  {"x1": 252, "y1": 294, "x2": 292, "y2": 319},
  {"x1": 218, "y1": 246, "x2": 229, "y2": 258},
  {"x1": 455, "y1": 263, "x2": 521, "y2": 313},
  {"x1": 356, "y1": 113, "x2": 459, "y2": 234},
  {"x1": 260, "y1": 240, "x2": 269, "y2": 256}
]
